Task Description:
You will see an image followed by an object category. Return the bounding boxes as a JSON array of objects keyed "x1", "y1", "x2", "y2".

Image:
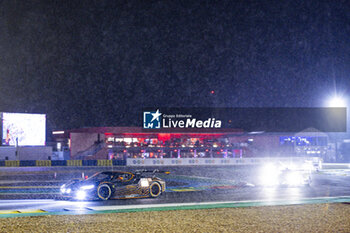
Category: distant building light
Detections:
[
  {"x1": 248, "y1": 138, "x2": 254, "y2": 142},
  {"x1": 53, "y1": 131, "x2": 65, "y2": 135},
  {"x1": 107, "y1": 137, "x2": 114, "y2": 142},
  {"x1": 57, "y1": 142, "x2": 62, "y2": 151},
  {"x1": 124, "y1": 138, "x2": 132, "y2": 143}
]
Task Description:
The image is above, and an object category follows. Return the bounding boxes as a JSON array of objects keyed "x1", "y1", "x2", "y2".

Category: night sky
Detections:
[{"x1": 0, "y1": 0, "x2": 349, "y2": 130}]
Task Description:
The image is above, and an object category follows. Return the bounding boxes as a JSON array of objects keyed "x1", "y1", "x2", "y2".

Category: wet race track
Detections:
[{"x1": 0, "y1": 166, "x2": 350, "y2": 213}]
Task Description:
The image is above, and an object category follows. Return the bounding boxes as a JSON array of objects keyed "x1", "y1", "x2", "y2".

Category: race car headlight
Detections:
[
  {"x1": 60, "y1": 184, "x2": 66, "y2": 193},
  {"x1": 80, "y1": 185, "x2": 94, "y2": 190},
  {"x1": 140, "y1": 178, "x2": 149, "y2": 187},
  {"x1": 76, "y1": 190, "x2": 86, "y2": 200}
]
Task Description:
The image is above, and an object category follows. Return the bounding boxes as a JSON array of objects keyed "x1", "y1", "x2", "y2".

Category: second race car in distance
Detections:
[
  {"x1": 60, "y1": 169, "x2": 169, "y2": 200},
  {"x1": 259, "y1": 163, "x2": 312, "y2": 187}
]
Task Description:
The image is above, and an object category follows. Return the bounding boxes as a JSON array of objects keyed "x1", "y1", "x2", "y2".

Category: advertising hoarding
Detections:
[{"x1": 1, "y1": 112, "x2": 46, "y2": 146}]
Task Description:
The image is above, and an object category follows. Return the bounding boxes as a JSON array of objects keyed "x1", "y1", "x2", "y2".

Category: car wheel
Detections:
[
  {"x1": 98, "y1": 184, "x2": 112, "y2": 200},
  {"x1": 149, "y1": 182, "x2": 162, "y2": 198}
]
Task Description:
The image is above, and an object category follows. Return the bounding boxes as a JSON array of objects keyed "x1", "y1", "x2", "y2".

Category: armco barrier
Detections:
[
  {"x1": 19, "y1": 160, "x2": 36, "y2": 167},
  {"x1": 66, "y1": 160, "x2": 82, "y2": 166},
  {"x1": 36, "y1": 160, "x2": 52, "y2": 167},
  {"x1": 0, "y1": 158, "x2": 318, "y2": 167},
  {"x1": 97, "y1": 160, "x2": 113, "y2": 166},
  {"x1": 5, "y1": 160, "x2": 19, "y2": 167},
  {"x1": 82, "y1": 160, "x2": 97, "y2": 166},
  {"x1": 0, "y1": 159, "x2": 126, "y2": 167},
  {"x1": 51, "y1": 160, "x2": 67, "y2": 166},
  {"x1": 113, "y1": 160, "x2": 126, "y2": 166},
  {"x1": 127, "y1": 157, "x2": 321, "y2": 167}
]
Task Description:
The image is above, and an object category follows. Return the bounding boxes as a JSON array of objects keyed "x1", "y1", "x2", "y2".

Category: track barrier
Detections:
[
  {"x1": 127, "y1": 157, "x2": 321, "y2": 167},
  {"x1": 0, "y1": 159, "x2": 126, "y2": 167},
  {"x1": 0, "y1": 158, "x2": 324, "y2": 168}
]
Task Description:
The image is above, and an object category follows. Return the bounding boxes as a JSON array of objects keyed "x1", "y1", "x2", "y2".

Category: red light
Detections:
[
  {"x1": 123, "y1": 150, "x2": 127, "y2": 153},
  {"x1": 158, "y1": 150, "x2": 161, "y2": 152},
  {"x1": 141, "y1": 150, "x2": 144, "y2": 153},
  {"x1": 158, "y1": 133, "x2": 171, "y2": 141},
  {"x1": 210, "y1": 90, "x2": 215, "y2": 94},
  {"x1": 174, "y1": 149, "x2": 177, "y2": 152},
  {"x1": 205, "y1": 149, "x2": 209, "y2": 152}
]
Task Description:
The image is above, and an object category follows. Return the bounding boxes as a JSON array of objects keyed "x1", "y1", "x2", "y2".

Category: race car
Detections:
[
  {"x1": 60, "y1": 169, "x2": 169, "y2": 200},
  {"x1": 259, "y1": 163, "x2": 312, "y2": 187}
]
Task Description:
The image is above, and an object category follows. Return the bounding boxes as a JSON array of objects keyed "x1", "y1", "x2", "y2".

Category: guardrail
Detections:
[
  {"x1": 0, "y1": 157, "x2": 322, "y2": 167},
  {"x1": 0, "y1": 160, "x2": 126, "y2": 167}
]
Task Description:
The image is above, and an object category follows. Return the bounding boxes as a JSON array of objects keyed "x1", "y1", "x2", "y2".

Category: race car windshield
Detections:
[{"x1": 87, "y1": 173, "x2": 111, "y2": 181}]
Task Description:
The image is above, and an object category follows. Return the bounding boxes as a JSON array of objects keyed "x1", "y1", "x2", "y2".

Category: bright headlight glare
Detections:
[
  {"x1": 80, "y1": 185, "x2": 94, "y2": 190},
  {"x1": 286, "y1": 172, "x2": 303, "y2": 186},
  {"x1": 66, "y1": 188, "x2": 71, "y2": 194},
  {"x1": 302, "y1": 162, "x2": 314, "y2": 171},
  {"x1": 260, "y1": 175, "x2": 279, "y2": 186},
  {"x1": 60, "y1": 184, "x2": 66, "y2": 193},
  {"x1": 260, "y1": 163, "x2": 280, "y2": 186},
  {"x1": 140, "y1": 179, "x2": 149, "y2": 187},
  {"x1": 261, "y1": 164, "x2": 280, "y2": 176},
  {"x1": 76, "y1": 190, "x2": 86, "y2": 200}
]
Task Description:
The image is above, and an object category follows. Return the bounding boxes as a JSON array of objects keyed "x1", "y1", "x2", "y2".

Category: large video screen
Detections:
[{"x1": 1, "y1": 112, "x2": 46, "y2": 146}]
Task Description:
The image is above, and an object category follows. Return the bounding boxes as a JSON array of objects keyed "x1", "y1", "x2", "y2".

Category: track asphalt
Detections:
[{"x1": 0, "y1": 166, "x2": 349, "y2": 217}]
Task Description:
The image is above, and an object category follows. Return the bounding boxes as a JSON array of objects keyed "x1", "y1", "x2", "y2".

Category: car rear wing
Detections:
[{"x1": 135, "y1": 169, "x2": 170, "y2": 175}]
